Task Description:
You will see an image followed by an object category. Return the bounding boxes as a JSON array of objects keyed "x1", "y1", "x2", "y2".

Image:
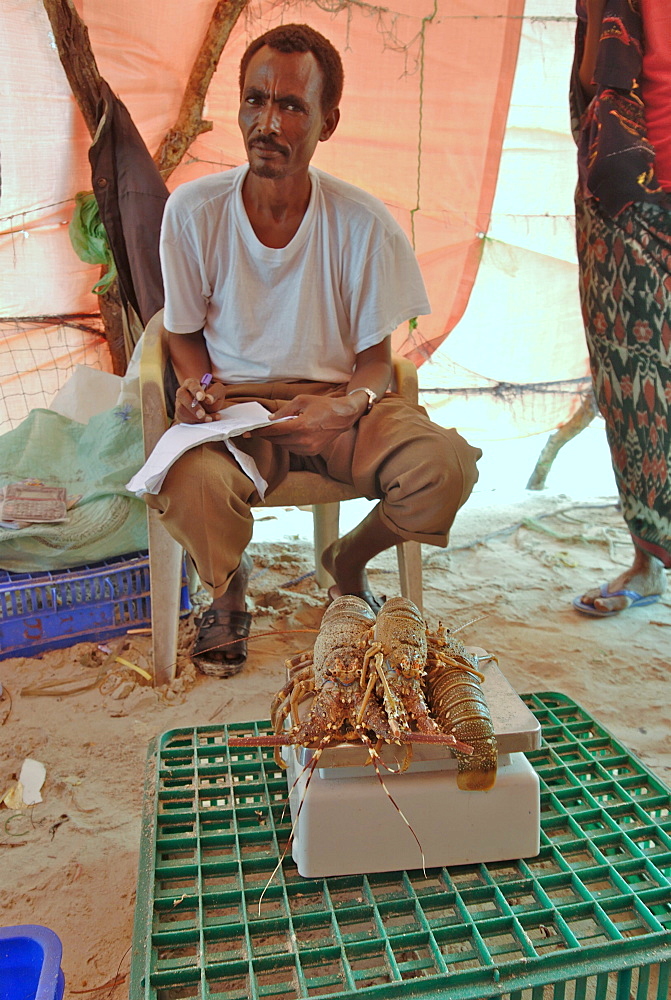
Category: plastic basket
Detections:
[
  {"x1": 0, "y1": 550, "x2": 190, "y2": 659},
  {"x1": 0, "y1": 924, "x2": 65, "y2": 1000},
  {"x1": 130, "y1": 692, "x2": 671, "y2": 1000}
]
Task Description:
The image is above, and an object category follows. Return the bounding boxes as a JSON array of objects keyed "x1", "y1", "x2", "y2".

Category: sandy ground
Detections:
[{"x1": 1, "y1": 490, "x2": 670, "y2": 996}]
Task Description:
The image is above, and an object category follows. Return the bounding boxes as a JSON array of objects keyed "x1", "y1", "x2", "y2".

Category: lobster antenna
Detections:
[
  {"x1": 258, "y1": 747, "x2": 324, "y2": 913},
  {"x1": 448, "y1": 614, "x2": 489, "y2": 635},
  {"x1": 193, "y1": 627, "x2": 320, "y2": 656},
  {"x1": 367, "y1": 743, "x2": 427, "y2": 878}
]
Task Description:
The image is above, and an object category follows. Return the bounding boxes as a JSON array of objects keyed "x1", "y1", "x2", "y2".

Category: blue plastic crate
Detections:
[
  {"x1": 0, "y1": 925, "x2": 65, "y2": 1000},
  {"x1": 0, "y1": 550, "x2": 190, "y2": 659}
]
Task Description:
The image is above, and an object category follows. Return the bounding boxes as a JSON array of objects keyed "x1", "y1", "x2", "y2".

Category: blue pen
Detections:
[{"x1": 191, "y1": 372, "x2": 213, "y2": 408}]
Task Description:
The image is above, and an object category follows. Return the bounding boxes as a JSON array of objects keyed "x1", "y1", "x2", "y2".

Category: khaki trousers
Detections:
[{"x1": 144, "y1": 380, "x2": 482, "y2": 598}]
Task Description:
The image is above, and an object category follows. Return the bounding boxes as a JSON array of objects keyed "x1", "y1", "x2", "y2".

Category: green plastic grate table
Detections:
[{"x1": 130, "y1": 693, "x2": 671, "y2": 999}]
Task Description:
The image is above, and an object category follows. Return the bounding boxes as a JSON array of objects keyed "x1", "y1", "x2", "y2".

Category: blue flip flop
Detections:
[{"x1": 572, "y1": 584, "x2": 661, "y2": 617}]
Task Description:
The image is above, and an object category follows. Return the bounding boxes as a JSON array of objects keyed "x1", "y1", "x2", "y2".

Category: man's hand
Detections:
[
  {"x1": 167, "y1": 330, "x2": 226, "y2": 423},
  {"x1": 250, "y1": 393, "x2": 366, "y2": 454},
  {"x1": 175, "y1": 378, "x2": 227, "y2": 424},
  {"x1": 250, "y1": 338, "x2": 392, "y2": 453}
]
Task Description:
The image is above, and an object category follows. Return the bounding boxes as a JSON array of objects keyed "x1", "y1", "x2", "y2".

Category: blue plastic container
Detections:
[
  {"x1": 0, "y1": 550, "x2": 191, "y2": 659},
  {"x1": 0, "y1": 925, "x2": 65, "y2": 1000}
]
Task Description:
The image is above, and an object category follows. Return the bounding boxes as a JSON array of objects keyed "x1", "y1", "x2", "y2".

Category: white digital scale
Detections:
[{"x1": 283, "y1": 655, "x2": 542, "y2": 878}]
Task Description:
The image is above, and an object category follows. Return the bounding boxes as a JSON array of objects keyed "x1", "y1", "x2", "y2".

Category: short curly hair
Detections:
[{"x1": 239, "y1": 23, "x2": 344, "y2": 114}]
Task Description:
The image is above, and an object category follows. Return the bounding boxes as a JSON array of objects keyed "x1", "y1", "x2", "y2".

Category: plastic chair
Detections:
[{"x1": 139, "y1": 309, "x2": 423, "y2": 684}]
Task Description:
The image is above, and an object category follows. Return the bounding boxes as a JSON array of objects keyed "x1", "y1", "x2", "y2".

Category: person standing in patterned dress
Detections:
[{"x1": 571, "y1": 0, "x2": 671, "y2": 615}]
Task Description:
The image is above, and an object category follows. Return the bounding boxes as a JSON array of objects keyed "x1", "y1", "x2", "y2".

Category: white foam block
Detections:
[{"x1": 286, "y1": 750, "x2": 540, "y2": 879}]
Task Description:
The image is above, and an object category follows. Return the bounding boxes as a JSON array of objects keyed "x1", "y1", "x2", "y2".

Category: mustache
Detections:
[{"x1": 250, "y1": 136, "x2": 288, "y2": 155}]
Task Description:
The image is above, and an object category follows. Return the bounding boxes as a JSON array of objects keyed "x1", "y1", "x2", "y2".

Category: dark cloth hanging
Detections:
[
  {"x1": 88, "y1": 80, "x2": 169, "y2": 329},
  {"x1": 570, "y1": 0, "x2": 666, "y2": 217}
]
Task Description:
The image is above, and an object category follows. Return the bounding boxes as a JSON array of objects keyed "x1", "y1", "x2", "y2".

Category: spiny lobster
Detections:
[
  {"x1": 226, "y1": 595, "x2": 494, "y2": 778},
  {"x1": 425, "y1": 621, "x2": 498, "y2": 791}
]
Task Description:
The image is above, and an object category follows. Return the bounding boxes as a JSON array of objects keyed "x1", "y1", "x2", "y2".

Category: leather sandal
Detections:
[
  {"x1": 192, "y1": 607, "x2": 252, "y2": 678},
  {"x1": 327, "y1": 585, "x2": 386, "y2": 615}
]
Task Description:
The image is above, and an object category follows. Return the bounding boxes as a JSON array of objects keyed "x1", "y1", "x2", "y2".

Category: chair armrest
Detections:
[
  {"x1": 391, "y1": 352, "x2": 419, "y2": 406},
  {"x1": 139, "y1": 308, "x2": 170, "y2": 458}
]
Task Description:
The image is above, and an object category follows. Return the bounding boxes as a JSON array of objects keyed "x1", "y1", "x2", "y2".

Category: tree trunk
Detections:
[
  {"x1": 98, "y1": 282, "x2": 127, "y2": 376},
  {"x1": 43, "y1": 0, "x2": 250, "y2": 370},
  {"x1": 42, "y1": 0, "x2": 127, "y2": 370},
  {"x1": 42, "y1": 0, "x2": 102, "y2": 136}
]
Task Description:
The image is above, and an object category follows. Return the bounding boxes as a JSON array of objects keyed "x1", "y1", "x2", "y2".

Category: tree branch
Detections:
[
  {"x1": 526, "y1": 392, "x2": 598, "y2": 490},
  {"x1": 154, "y1": 0, "x2": 250, "y2": 179}
]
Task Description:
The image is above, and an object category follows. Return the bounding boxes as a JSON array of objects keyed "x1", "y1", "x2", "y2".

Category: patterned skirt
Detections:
[{"x1": 575, "y1": 191, "x2": 671, "y2": 568}]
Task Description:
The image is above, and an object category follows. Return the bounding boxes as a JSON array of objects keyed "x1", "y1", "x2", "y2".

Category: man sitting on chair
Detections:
[{"x1": 145, "y1": 23, "x2": 481, "y2": 677}]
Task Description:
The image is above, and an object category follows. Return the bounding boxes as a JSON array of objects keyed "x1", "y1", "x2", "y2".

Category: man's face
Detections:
[{"x1": 238, "y1": 46, "x2": 339, "y2": 181}]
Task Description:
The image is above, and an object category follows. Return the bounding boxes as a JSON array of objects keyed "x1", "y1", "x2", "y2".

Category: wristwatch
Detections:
[{"x1": 347, "y1": 386, "x2": 378, "y2": 412}]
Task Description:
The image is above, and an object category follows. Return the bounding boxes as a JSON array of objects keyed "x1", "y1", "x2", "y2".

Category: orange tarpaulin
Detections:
[{"x1": 1, "y1": 0, "x2": 524, "y2": 367}]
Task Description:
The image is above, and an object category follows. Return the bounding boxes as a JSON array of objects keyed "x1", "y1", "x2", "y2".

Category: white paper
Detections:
[
  {"x1": 126, "y1": 402, "x2": 294, "y2": 500},
  {"x1": 19, "y1": 758, "x2": 46, "y2": 805},
  {"x1": 222, "y1": 437, "x2": 269, "y2": 496}
]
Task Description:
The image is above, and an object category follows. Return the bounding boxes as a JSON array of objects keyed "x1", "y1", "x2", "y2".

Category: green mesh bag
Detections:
[{"x1": 0, "y1": 404, "x2": 148, "y2": 571}]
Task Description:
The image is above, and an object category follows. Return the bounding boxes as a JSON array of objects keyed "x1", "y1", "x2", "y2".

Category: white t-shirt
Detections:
[{"x1": 160, "y1": 164, "x2": 430, "y2": 383}]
